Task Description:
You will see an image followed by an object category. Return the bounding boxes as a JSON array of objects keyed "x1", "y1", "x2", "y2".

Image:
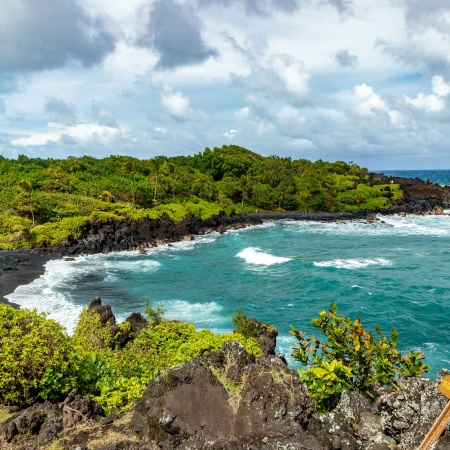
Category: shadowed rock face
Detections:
[
  {"x1": 131, "y1": 341, "x2": 320, "y2": 449},
  {"x1": 1, "y1": 394, "x2": 104, "y2": 446}
]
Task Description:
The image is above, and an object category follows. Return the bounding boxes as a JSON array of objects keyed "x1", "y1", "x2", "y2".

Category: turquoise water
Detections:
[
  {"x1": 383, "y1": 169, "x2": 450, "y2": 186},
  {"x1": 7, "y1": 214, "x2": 450, "y2": 377},
  {"x1": 7, "y1": 170, "x2": 450, "y2": 377}
]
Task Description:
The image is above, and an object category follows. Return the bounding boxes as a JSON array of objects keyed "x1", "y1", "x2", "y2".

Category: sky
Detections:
[{"x1": 0, "y1": 0, "x2": 450, "y2": 169}]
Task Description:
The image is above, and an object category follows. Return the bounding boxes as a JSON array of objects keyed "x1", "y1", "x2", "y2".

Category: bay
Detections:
[{"x1": 6, "y1": 170, "x2": 450, "y2": 377}]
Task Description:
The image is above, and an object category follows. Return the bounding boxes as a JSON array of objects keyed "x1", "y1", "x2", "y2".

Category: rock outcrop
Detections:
[
  {"x1": 2, "y1": 301, "x2": 450, "y2": 449},
  {"x1": 49, "y1": 213, "x2": 262, "y2": 256},
  {"x1": 131, "y1": 341, "x2": 321, "y2": 449},
  {"x1": 86, "y1": 297, "x2": 148, "y2": 349},
  {"x1": 1, "y1": 393, "x2": 104, "y2": 447}
]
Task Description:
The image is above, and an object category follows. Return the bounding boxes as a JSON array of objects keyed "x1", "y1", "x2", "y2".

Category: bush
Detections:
[
  {"x1": 93, "y1": 320, "x2": 262, "y2": 413},
  {"x1": 291, "y1": 303, "x2": 430, "y2": 412},
  {"x1": 0, "y1": 305, "x2": 80, "y2": 405}
]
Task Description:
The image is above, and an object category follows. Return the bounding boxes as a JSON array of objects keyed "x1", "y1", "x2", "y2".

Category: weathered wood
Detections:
[{"x1": 418, "y1": 400, "x2": 450, "y2": 450}]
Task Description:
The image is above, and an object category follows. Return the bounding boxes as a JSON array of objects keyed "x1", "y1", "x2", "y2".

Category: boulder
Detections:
[
  {"x1": 131, "y1": 341, "x2": 321, "y2": 449},
  {"x1": 378, "y1": 374, "x2": 449, "y2": 448},
  {"x1": 0, "y1": 393, "x2": 103, "y2": 446}
]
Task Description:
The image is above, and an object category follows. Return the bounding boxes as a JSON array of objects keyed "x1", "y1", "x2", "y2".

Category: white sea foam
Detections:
[
  {"x1": 314, "y1": 258, "x2": 392, "y2": 269},
  {"x1": 276, "y1": 334, "x2": 297, "y2": 367},
  {"x1": 285, "y1": 215, "x2": 450, "y2": 237},
  {"x1": 5, "y1": 273, "x2": 83, "y2": 335},
  {"x1": 104, "y1": 259, "x2": 161, "y2": 273},
  {"x1": 236, "y1": 247, "x2": 292, "y2": 266},
  {"x1": 164, "y1": 300, "x2": 224, "y2": 326}
]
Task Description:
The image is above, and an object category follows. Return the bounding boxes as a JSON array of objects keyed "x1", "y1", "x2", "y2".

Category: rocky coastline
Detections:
[
  {"x1": 1, "y1": 298, "x2": 449, "y2": 449},
  {"x1": 1, "y1": 173, "x2": 450, "y2": 306}
]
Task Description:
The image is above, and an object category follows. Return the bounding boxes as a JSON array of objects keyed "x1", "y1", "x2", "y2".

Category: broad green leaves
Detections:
[{"x1": 291, "y1": 303, "x2": 430, "y2": 412}]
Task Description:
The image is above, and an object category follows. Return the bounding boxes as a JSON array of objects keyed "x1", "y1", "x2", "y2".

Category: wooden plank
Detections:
[{"x1": 418, "y1": 400, "x2": 450, "y2": 450}]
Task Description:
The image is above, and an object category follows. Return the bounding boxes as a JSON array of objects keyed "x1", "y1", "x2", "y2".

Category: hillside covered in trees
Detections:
[{"x1": 0, "y1": 145, "x2": 402, "y2": 249}]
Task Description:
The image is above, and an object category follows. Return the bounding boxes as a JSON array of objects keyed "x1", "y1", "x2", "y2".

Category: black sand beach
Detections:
[{"x1": 0, "y1": 250, "x2": 55, "y2": 308}]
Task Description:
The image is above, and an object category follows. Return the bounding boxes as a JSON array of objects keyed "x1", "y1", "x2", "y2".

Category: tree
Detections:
[
  {"x1": 18, "y1": 179, "x2": 35, "y2": 227},
  {"x1": 120, "y1": 158, "x2": 139, "y2": 206},
  {"x1": 166, "y1": 162, "x2": 178, "y2": 201},
  {"x1": 148, "y1": 157, "x2": 166, "y2": 200},
  {"x1": 239, "y1": 175, "x2": 252, "y2": 208}
]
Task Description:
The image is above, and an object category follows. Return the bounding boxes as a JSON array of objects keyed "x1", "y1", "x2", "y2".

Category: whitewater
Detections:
[{"x1": 6, "y1": 212, "x2": 450, "y2": 377}]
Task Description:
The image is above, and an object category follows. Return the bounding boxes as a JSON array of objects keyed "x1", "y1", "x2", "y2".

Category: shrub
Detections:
[
  {"x1": 0, "y1": 305, "x2": 78, "y2": 405},
  {"x1": 93, "y1": 320, "x2": 262, "y2": 413},
  {"x1": 291, "y1": 303, "x2": 430, "y2": 412}
]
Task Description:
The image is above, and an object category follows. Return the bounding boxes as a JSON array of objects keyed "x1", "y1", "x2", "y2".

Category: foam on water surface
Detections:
[
  {"x1": 236, "y1": 247, "x2": 292, "y2": 265},
  {"x1": 5, "y1": 213, "x2": 450, "y2": 376},
  {"x1": 314, "y1": 258, "x2": 392, "y2": 269}
]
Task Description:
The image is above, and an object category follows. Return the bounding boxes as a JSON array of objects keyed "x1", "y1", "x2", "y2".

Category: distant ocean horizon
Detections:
[
  {"x1": 378, "y1": 170, "x2": 450, "y2": 186},
  {"x1": 6, "y1": 169, "x2": 450, "y2": 378}
]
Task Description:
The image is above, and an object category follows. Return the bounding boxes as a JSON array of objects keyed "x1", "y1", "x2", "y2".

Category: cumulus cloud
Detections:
[
  {"x1": 335, "y1": 49, "x2": 359, "y2": 67},
  {"x1": 0, "y1": 0, "x2": 117, "y2": 72},
  {"x1": 160, "y1": 85, "x2": 192, "y2": 121},
  {"x1": 404, "y1": 75, "x2": 450, "y2": 112},
  {"x1": 138, "y1": 0, "x2": 217, "y2": 69},
  {"x1": 379, "y1": 0, "x2": 450, "y2": 72},
  {"x1": 11, "y1": 122, "x2": 120, "y2": 147},
  {"x1": 352, "y1": 84, "x2": 386, "y2": 116},
  {"x1": 45, "y1": 97, "x2": 77, "y2": 125},
  {"x1": 223, "y1": 129, "x2": 237, "y2": 139},
  {"x1": 271, "y1": 56, "x2": 310, "y2": 99}
]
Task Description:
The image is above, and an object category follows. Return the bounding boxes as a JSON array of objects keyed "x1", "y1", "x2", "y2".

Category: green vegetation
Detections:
[
  {"x1": 0, "y1": 146, "x2": 402, "y2": 249},
  {"x1": 0, "y1": 303, "x2": 261, "y2": 414},
  {"x1": 290, "y1": 303, "x2": 430, "y2": 412},
  {"x1": 0, "y1": 301, "x2": 430, "y2": 417}
]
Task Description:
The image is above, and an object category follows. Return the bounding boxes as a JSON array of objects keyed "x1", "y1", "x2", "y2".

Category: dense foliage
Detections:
[
  {"x1": 0, "y1": 304, "x2": 261, "y2": 413},
  {"x1": 291, "y1": 303, "x2": 430, "y2": 412},
  {"x1": 0, "y1": 146, "x2": 402, "y2": 249}
]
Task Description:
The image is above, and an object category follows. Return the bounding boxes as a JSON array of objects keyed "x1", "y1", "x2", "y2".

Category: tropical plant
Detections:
[{"x1": 290, "y1": 303, "x2": 430, "y2": 411}]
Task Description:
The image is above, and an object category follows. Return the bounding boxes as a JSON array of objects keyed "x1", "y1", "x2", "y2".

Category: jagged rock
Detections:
[
  {"x1": 88, "y1": 297, "x2": 116, "y2": 327},
  {"x1": 125, "y1": 312, "x2": 148, "y2": 336},
  {"x1": 254, "y1": 320, "x2": 278, "y2": 358},
  {"x1": 60, "y1": 392, "x2": 104, "y2": 428},
  {"x1": 87, "y1": 298, "x2": 148, "y2": 349},
  {"x1": 131, "y1": 341, "x2": 321, "y2": 449},
  {"x1": 1, "y1": 401, "x2": 62, "y2": 444},
  {"x1": 378, "y1": 375, "x2": 448, "y2": 447}
]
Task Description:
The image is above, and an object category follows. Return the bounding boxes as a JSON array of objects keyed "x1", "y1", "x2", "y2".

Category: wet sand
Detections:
[{"x1": 0, "y1": 250, "x2": 55, "y2": 308}]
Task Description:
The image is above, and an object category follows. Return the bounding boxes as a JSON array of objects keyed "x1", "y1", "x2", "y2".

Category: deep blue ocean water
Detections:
[{"x1": 7, "y1": 170, "x2": 450, "y2": 378}]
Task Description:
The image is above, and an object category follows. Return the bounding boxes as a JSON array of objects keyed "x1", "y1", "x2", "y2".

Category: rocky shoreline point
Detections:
[{"x1": 1, "y1": 298, "x2": 450, "y2": 449}]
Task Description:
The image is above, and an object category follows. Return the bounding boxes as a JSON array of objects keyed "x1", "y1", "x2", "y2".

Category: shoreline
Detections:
[
  {"x1": 0, "y1": 209, "x2": 445, "y2": 309},
  {"x1": 0, "y1": 250, "x2": 56, "y2": 307}
]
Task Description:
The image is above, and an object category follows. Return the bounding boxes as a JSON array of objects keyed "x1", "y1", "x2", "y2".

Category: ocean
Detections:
[{"x1": 6, "y1": 170, "x2": 450, "y2": 377}]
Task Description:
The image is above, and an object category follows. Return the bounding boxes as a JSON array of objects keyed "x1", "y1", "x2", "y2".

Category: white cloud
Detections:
[
  {"x1": 235, "y1": 107, "x2": 250, "y2": 120},
  {"x1": 223, "y1": 129, "x2": 237, "y2": 139},
  {"x1": 432, "y1": 75, "x2": 450, "y2": 97},
  {"x1": 271, "y1": 56, "x2": 310, "y2": 99},
  {"x1": 11, "y1": 122, "x2": 119, "y2": 146},
  {"x1": 353, "y1": 84, "x2": 386, "y2": 116},
  {"x1": 404, "y1": 75, "x2": 450, "y2": 112},
  {"x1": 160, "y1": 85, "x2": 192, "y2": 121},
  {"x1": 154, "y1": 127, "x2": 167, "y2": 134}
]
